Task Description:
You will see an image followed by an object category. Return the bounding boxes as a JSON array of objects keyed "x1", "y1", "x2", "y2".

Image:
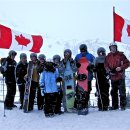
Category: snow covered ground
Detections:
[{"x1": 0, "y1": 103, "x2": 130, "y2": 130}]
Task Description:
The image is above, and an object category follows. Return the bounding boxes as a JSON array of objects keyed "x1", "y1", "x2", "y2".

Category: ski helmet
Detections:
[
  {"x1": 38, "y1": 54, "x2": 46, "y2": 61},
  {"x1": 109, "y1": 42, "x2": 117, "y2": 50},
  {"x1": 53, "y1": 55, "x2": 61, "y2": 61},
  {"x1": 8, "y1": 50, "x2": 17, "y2": 57},
  {"x1": 20, "y1": 53, "x2": 27, "y2": 59},
  {"x1": 97, "y1": 47, "x2": 106, "y2": 55},
  {"x1": 64, "y1": 49, "x2": 72, "y2": 57},
  {"x1": 30, "y1": 53, "x2": 37, "y2": 58},
  {"x1": 79, "y1": 44, "x2": 87, "y2": 52}
]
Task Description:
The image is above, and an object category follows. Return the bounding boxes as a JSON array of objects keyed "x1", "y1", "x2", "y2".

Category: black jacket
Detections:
[
  {"x1": 16, "y1": 61, "x2": 28, "y2": 85},
  {"x1": 2, "y1": 57, "x2": 17, "y2": 83}
]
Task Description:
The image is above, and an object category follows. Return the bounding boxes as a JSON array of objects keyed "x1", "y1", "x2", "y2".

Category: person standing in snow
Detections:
[
  {"x1": 59, "y1": 49, "x2": 77, "y2": 112},
  {"x1": 75, "y1": 44, "x2": 95, "y2": 113},
  {"x1": 104, "y1": 42, "x2": 129, "y2": 110},
  {"x1": 37, "y1": 54, "x2": 46, "y2": 110},
  {"x1": 1, "y1": 50, "x2": 17, "y2": 110},
  {"x1": 27, "y1": 53, "x2": 40, "y2": 111},
  {"x1": 16, "y1": 53, "x2": 28, "y2": 109},
  {"x1": 53, "y1": 54, "x2": 63, "y2": 114},
  {"x1": 39, "y1": 59, "x2": 59, "y2": 117},
  {"x1": 94, "y1": 47, "x2": 110, "y2": 111}
]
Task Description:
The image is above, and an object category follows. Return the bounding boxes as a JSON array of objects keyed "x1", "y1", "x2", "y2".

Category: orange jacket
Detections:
[{"x1": 104, "y1": 51, "x2": 129, "y2": 81}]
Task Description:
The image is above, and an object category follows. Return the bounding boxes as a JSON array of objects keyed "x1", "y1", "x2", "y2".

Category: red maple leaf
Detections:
[
  {"x1": 15, "y1": 34, "x2": 31, "y2": 46},
  {"x1": 127, "y1": 25, "x2": 130, "y2": 36}
]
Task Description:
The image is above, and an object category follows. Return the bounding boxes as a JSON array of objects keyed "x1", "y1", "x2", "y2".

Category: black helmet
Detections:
[
  {"x1": 20, "y1": 53, "x2": 27, "y2": 59},
  {"x1": 30, "y1": 53, "x2": 37, "y2": 58},
  {"x1": 38, "y1": 54, "x2": 46, "y2": 60},
  {"x1": 64, "y1": 49, "x2": 72, "y2": 57},
  {"x1": 79, "y1": 44, "x2": 87, "y2": 52},
  {"x1": 53, "y1": 55, "x2": 61, "y2": 61},
  {"x1": 97, "y1": 47, "x2": 106, "y2": 55},
  {"x1": 8, "y1": 50, "x2": 17, "y2": 56}
]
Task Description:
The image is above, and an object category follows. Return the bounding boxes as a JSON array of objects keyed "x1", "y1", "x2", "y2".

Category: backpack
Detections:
[{"x1": 0, "y1": 58, "x2": 7, "y2": 75}]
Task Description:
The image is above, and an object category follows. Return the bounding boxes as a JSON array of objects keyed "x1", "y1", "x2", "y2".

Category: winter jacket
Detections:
[
  {"x1": 104, "y1": 51, "x2": 129, "y2": 81},
  {"x1": 37, "y1": 62, "x2": 45, "y2": 74},
  {"x1": 75, "y1": 52, "x2": 95, "y2": 81},
  {"x1": 31, "y1": 60, "x2": 40, "y2": 82},
  {"x1": 1, "y1": 56, "x2": 17, "y2": 83},
  {"x1": 39, "y1": 69, "x2": 59, "y2": 93},
  {"x1": 16, "y1": 61, "x2": 28, "y2": 85},
  {"x1": 94, "y1": 56, "x2": 109, "y2": 81}
]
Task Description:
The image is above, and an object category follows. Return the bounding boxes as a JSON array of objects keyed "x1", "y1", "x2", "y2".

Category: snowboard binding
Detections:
[{"x1": 77, "y1": 74, "x2": 87, "y2": 81}]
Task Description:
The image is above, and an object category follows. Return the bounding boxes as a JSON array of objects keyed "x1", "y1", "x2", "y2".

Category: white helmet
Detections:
[
  {"x1": 109, "y1": 42, "x2": 117, "y2": 47},
  {"x1": 109, "y1": 42, "x2": 117, "y2": 50}
]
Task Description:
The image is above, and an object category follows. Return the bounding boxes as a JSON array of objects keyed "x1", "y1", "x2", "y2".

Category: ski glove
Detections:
[
  {"x1": 70, "y1": 60, "x2": 74, "y2": 64},
  {"x1": 76, "y1": 62, "x2": 81, "y2": 68},
  {"x1": 56, "y1": 77, "x2": 62, "y2": 82},
  {"x1": 109, "y1": 69, "x2": 117, "y2": 76},
  {"x1": 40, "y1": 86, "x2": 45, "y2": 96},
  {"x1": 87, "y1": 64, "x2": 94, "y2": 71}
]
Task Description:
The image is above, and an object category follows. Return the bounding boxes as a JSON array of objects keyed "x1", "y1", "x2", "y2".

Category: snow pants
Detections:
[
  {"x1": 18, "y1": 84, "x2": 25, "y2": 106},
  {"x1": 5, "y1": 82, "x2": 16, "y2": 107},
  {"x1": 111, "y1": 79, "x2": 126, "y2": 109},
  {"x1": 96, "y1": 79, "x2": 110, "y2": 110},
  {"x1": 44, "y1": 92, "x2": 59, "y2": 114}
]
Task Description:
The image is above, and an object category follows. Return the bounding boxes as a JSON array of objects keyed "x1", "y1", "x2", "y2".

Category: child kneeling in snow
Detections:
[{"x1": 39, "y1": 60, "x2": 61, "y2": 117}]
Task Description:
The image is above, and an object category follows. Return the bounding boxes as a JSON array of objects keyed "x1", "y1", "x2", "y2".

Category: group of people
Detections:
[{"x1": 0, "y1": 42, "x2": 129, "y2": 117}]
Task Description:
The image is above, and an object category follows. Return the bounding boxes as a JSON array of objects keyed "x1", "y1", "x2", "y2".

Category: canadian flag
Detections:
[
  {"x1": 114, "y1": 12, "x2": 130, "y2": 44},
  {"x1": 0, "y1": 24, "x2": 43, "y2": 53}
]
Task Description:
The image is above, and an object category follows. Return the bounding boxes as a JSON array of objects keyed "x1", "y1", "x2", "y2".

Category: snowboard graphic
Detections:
[
  {"x1": 23, "y1": 61, "x2": 33, "y2": 113},
  {"x1": 63, "y1": 61, "x2": 76, "y2": 112},
  {"x1": 126, "y1": 92, "x2": 130, "y2": 108},
  {"x1": 77, "y1": 57, "x2": 89, "y2": 91},
  {"x1": 76, "y1": 57, "x2": 89, "y2": 115}
]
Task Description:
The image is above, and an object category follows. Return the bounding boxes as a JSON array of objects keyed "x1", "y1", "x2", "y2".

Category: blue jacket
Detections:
[
  {"x1": 39, "y1": 69, "x2": 59, "y2": 93},
  {"x1": 75, "y1": 52, "x2": 95, "y2": 81}
]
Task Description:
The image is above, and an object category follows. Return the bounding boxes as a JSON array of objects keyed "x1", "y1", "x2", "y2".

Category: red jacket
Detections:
[{"x1": 104, "y1": 51, "x2": 129, "y2": 81}]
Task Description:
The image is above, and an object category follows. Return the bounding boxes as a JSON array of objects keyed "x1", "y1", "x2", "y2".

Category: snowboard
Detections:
[
  {"x1": 23, "y1": 61, "x2": 33, "y2": 113},
  {"x1": 126, "y1": 92, "x2": 130, "y2": 109},
  {"x1": 76, "y1": 57, "x2": 89, "y2": 115},
  {"x1": 63, "y1": 61, "x2": 76, "y2": 112}
]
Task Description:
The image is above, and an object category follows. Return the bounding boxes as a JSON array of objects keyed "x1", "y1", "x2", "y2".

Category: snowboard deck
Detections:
[
  {"x1": 126, "y1": 93, "x2": 130, "y2": 108},
  {"x1": 66, "y1": 88, "x2": 75, "y2": 112},
  {"x1": 77, "y1": 57, "x2": 89, "y2": 115},
  {"x1": 63, "y1": 61, "x2": 76, "y2": 112},
  {"x1": 77, "y1": 57, "x2": 89, "y2": 91},
  {"x1": 23, "y1": 61, "x2": 33, "y2": 113}
]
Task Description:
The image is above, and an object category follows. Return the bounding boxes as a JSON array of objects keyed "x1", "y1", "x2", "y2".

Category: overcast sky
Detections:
[{"x1": 0, "y1": 0, "x2": 130, "y2": 58}]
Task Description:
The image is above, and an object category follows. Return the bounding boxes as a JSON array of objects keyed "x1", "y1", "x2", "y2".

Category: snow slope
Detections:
[{"x1": 0, "y1": 103, "x2": 130, "y2": 130}]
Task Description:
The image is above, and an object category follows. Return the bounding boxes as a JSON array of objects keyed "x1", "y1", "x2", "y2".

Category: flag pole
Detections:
[{"x1": 113, "y1": 6, "x2": 115, "y2": 42}]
